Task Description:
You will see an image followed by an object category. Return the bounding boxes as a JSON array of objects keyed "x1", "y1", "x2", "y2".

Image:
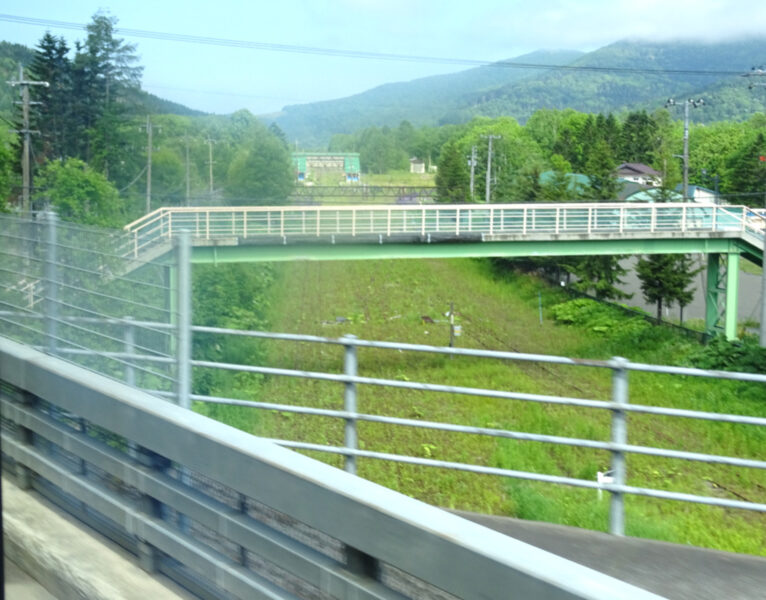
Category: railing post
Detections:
[
  {"x1": 176, "y1": 230, "x2": 192, "y2": 410},
  {"x1": 343, "y1": 334, "x2": 358, "y2": 475},
  {"x1": 123, "y1": 316, "x2": 136, "y2": 387},
  {"x1": 123, "y1": 316, "x2": 139, "y2": 460},
  {"x1": 44, "y1": 211, "x2": 59, "y2": 355},
  {"x1": 609, "y1": 356, "x2": 629, "y2": 536}
]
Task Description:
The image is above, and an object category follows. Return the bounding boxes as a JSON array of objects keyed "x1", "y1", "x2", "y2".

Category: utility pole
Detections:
[
  {"x1": 206, "y1": 137, "x2": 216, "y2": 203},
  {"x1": 185, "y1": 135, "x2": 191, "y2": 207},
  {"x1": 7, "y1": 65, "x2": 48, "y2": 214},
  {"x1": 481, "y1": 135, "x2": 501, "y2": 203},
  {"x1": 468, "y1": 145, "x2": 477, "y2": 201},
  {"x1": 665, "y1": 98, "x2": 704, "y2": 201},
  {"x1": 145, "y1": 116, "x2": 153, "y2": 213}
]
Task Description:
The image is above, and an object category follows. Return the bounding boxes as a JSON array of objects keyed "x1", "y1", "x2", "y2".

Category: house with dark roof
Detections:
[{"x1": 616, "y1": 163, "x2": 662, "y2": 187}]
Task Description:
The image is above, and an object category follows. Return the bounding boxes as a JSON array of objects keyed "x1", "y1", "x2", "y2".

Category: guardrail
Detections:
[
  {"x1": 0, "y1": 336, "x2": 665, "y2": 600},
  {"x1": 122, "y1": 202, "x2": 765, "y2": 259},
  {"x1": 179, "y1": 327, "x2": 766, "y2": 539},
  {"x1": 10, "y1": 306, "x2": 763, "y2": 540}
]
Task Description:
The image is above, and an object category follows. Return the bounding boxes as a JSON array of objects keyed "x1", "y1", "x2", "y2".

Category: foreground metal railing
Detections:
[
  {"x1": 5, "y1": 311, "x2": 766, "y2": 540},
  {"x1": 0, "y1": 336, "x2": 664, "y2": 600},
  {"x1": 179, "y1": 327, "x2": 766, "y2": 539},
  {"x1": 122, "y1": 202, "x2": 765, "y2": 259}
]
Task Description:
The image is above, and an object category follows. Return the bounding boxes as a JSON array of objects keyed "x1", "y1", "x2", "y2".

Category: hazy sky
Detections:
[{"x1": 1, "y1": 1, "x2": 765, "y2": 115}]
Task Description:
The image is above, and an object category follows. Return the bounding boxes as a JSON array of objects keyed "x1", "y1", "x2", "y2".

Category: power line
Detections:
[{"x1": 0, "y1": 13, "x2": 751, "y2": 78}]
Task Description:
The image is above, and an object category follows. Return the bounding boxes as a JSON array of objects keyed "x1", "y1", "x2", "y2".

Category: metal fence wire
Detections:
[{"x1": 0, "y1": 212, "x2": 177, "y2": 394}]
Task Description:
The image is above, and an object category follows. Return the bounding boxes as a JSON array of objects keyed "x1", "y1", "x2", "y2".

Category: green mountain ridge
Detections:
[
  {"x1": 273, "y1": 49, "x2": 585, "y2": 147},
  {"x1": 462, "y1": 38, "x2": 766, "y2": 121},
  {"x1": 274, "y1": 38, "x2": 766, "y2": 147}
]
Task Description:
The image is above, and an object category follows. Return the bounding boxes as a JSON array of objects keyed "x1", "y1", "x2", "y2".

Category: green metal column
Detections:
[
  {"x1": 705, "y1": 254, "x2": 721, "y2": 336},
  {"x1": 725, "y1": 253, "x2": 740, "y2": 340}
]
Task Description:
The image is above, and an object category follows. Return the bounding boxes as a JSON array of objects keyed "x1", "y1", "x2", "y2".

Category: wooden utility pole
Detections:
[
  {"x1": 481, "y1": 135, "x2": 501, "y2": 203},
  {"x1": 145, "y1": 116, "x2": 153, "y2": 213},
  {"x1": 185, "y1": 135, "x2": 191, "y2": 207},
  {"x1": 469, "y1": 145, "x2": 477, "y2": 201},
  {"x1": 665, "y1": 98, "x2": 704, "y2": 201},
  {"x1": 206, "y1": 137, "x2": 215, "y2": 202},
  {"x1": 7, "y1": 65, "x2": 48, "y2": 214}
]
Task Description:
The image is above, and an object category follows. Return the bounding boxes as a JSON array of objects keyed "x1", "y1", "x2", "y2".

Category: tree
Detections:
[
  {"x1": 567, "y1": 255, "x2": 631, "y2": 301},
  {"x1": 435, "y1": 141, "x2": 469, "y2": 202},
  {"x1": 225, "y1": 134, "x2": 293, "y2": 205},
  {"x1": 619, "y1": 111, "x2": 657, "y2": 163},
  {"x1": 34, "y1": 158, "x2": 123, "y2": 226},
  {"x1": 72, "y1": 12, "x2": 143, "y2": 170},
  {"x1": 636, "y1": 253, "x2": 701, "y2": 322},
  {"x1": 268, "y1": 122, "x2": 288, "y2": 148},
  {"x1": 29, "y1": 33, "x2": 73, "y2": 162},
  {"x1": 724, "y1": 132, "x2": 766, "y2": 204},
  {"x1": 0, "y1": 134, "x2": 13, "y2": 211},
  {"x1": 539, "y1": 154, "x2": 581, "y2": 202},
  {"x1": 584, "y1": 140, "x2": 622, "y2": 201}
]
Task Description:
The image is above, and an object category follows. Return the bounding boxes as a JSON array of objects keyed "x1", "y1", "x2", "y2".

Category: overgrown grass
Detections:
[{"x1": 194, "y1": 257, "x2": 766, "y2": 555}]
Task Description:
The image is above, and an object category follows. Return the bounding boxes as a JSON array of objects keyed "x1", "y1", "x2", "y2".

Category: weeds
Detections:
[{"x1": 196, "y1": 257, "x2": 766, "y2": 555}]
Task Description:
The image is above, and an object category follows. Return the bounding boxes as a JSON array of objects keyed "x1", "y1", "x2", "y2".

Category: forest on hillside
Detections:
[{"x1": 0, "y1": 16, "x2": 293, "y2": 223}]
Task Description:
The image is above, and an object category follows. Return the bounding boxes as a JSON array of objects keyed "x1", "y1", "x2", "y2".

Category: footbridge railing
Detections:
[
  {"x1": 0, "y1": 336, "x2": 665, "y2": 600},
  {"x1": 122, "y1": 202, "x2": 765, "y2": 259}
]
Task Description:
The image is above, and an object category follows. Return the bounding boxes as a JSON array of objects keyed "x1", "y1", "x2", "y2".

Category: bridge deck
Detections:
[{"x1": 122, "y1": 202, "x2": 764, "y2": 264}]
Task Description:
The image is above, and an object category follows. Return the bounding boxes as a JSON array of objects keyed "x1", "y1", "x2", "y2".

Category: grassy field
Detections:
[{"x1": 193, "y1": 257, "x2": 766, "y2": 555}]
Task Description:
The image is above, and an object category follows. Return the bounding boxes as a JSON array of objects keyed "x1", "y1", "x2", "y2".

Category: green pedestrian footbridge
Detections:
[{"x1": 123, "y1": 202, "x2": 765, "y2": 340}]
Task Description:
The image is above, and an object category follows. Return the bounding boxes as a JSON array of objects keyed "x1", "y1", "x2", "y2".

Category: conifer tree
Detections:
[{"x1": 435, "y1": 141, "x2": 469, "y2": 202}]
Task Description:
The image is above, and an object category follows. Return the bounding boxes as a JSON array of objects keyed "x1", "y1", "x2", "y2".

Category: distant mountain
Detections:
[
  {"x1": 273, "y1": 38, "x2": 766, "y2": 147},
  {"x1": 127, "y1": 88, "x2": 208, "y2": 117},
  {"x1": 460, "y1": 38, "x2": 766, "y2": 122},
  {"x1": 272, "y1": 49, "x2": 584, "y2": 147}
]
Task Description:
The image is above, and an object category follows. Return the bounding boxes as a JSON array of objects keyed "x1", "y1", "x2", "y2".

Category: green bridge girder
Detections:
[{"x1": 178, "y1": 233, "x2": 762, "y2": 341}]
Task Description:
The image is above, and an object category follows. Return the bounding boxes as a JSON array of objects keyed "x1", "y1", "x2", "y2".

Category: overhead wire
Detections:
[
  {"x1": 0, "y1": 313, "x2": 175, "y2": 383},
  {"x1": 0, "y1": 13, "x2": 750, "y2": 78}
]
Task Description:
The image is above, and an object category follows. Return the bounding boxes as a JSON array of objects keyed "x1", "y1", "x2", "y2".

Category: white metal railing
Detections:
[{"x1": 122, "y1": 203, "x2": 765, "y2": 259}]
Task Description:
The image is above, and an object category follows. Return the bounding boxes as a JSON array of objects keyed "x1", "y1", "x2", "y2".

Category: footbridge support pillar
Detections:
[{"x1": 705, "y1": 253, "x2": 740, "y2": 340}]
